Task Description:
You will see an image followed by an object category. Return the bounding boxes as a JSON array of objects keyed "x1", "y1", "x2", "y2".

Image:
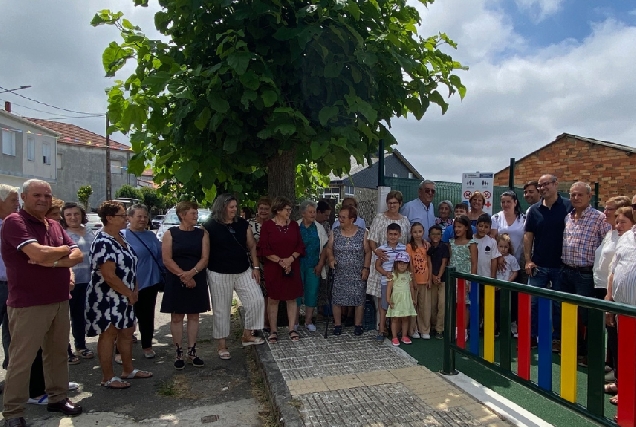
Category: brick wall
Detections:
[{"x1": 494, "y1": 135, "x2": 636, "y2": 205}]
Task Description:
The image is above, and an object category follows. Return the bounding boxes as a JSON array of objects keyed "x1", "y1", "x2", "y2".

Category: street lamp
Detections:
[{"x1": 0, "y1": 85, "x2": 31, "y2": 94}]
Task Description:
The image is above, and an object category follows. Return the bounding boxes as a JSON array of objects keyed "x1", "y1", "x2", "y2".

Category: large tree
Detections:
[{"x1": 93, "y1": 0, "x2": 466, "y2": 202}]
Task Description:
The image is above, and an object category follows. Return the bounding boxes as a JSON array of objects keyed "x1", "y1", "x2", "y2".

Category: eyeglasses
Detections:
[
  {"x1": 423, "y1": 189, "x2": 436, "y2": 194},
  {"x1": 111, "y1": 214, "x2": 127, "y2": 218},
  {"x1": 537, "y1": 181, "x2": 555, "y2": 188},
  {"x1": 604, "y1": 206, "x2": 616, "y2": 211},
  {"x1": 387, "y1": 201, "x2": 400, "y2": 205}
]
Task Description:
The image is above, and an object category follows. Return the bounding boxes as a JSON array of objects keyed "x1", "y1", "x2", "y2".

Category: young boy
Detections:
[
  {"x1": 474, "y1": 213, "x2": 501, "y2": 335},
  {"x1": 374, "y1": 223, "x2": 407, "y2": 341},
  {"x1": 427, "y1": 224, "x2": 450, "y2": 339},
  {"x1": 442, "y1": 203, "x2": 477, "y2": 243}
]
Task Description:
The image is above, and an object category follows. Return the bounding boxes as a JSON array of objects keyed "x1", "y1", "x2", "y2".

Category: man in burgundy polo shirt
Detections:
[{"x1": 1, "y1": 179, "x2": 83, "y2": 427}]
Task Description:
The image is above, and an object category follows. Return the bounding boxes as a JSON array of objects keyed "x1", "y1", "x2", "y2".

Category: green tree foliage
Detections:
[
  {"x1": 139, "y1": 186, "x2": 165, "y2": 212},
  {"x1": 115, "y1": 184, "x2": 142, "y2": 200},
  {"x1": 92, "y1": 0, "x2": 466, "y2": 202},
  {"x1": 77, "y1": 185, "x2": 93, "y2": 210},
  {"x1": 296, "y1": 163, "x2": 330, "y2": 201}
]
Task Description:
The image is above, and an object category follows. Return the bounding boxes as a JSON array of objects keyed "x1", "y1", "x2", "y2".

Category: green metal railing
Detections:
[{"x1": 442, "y1": 267, "x2": 636, "y2": 426}]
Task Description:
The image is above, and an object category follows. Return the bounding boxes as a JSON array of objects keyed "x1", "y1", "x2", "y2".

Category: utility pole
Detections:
[{"x1": 105, "y1": 114, "x2": 112, "y2": 200}]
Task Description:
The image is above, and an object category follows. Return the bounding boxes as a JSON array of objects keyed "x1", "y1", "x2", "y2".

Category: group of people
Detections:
[{"x1": 1, "y1": 174, "x2": 635, "y2": 426}]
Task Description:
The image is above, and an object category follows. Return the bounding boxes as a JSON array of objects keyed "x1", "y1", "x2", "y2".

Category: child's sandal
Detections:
[{"x1": 267, "y1": 331, "x2": 278, "y2": 344}]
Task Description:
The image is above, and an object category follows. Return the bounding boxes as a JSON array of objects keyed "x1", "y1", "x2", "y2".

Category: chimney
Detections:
[{"x1": 4, "y1": 102, "x2": 10, "y2": 113}]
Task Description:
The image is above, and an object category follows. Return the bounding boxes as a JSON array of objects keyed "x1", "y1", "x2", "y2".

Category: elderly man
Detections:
[
  {"x1": 401, "y1": 180, "x2": 436, "y2": 241},
  {"x1": 2, "y1": 179, "x2": 83, "y2": 427},
  {"x1": 523, "y1": 181, "x2": 541, "y2": 209},
  {"x1": 332, "y1": 197, "x2": 366, "y2": 229},
  {"x1": 0, "y1": 185, "x2": 20, "y2": 372},
  {"x1": 560, "y1": 182, "x2": 610, "y2": 362},
  {"x1": 524, "y1": 174, "x2": 572, "y2": 349}
]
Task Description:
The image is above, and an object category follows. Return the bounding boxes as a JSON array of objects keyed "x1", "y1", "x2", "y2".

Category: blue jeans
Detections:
[
  {"x1": 529, "y1": 266, "x2": 562, "y2": 339},
  {"x1": 0, "y1": 281, "x2": 10, "y2": 369},
  {"x1": 560, "y1": 267, "x2": 595, "y2": 354}
]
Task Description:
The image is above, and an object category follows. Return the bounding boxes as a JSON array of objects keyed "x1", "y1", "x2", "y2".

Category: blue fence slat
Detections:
[
  {"x1": 538, "y1": 297, "x2": 553, "y2": 392},
  {"x1": 469, "y1": 281, "x2": 480, "y2": 355}
]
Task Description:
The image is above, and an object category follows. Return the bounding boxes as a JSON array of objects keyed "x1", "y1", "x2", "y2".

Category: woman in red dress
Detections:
[{"x1": 258, "y1": 197, "x2": 305, "y2": 343}]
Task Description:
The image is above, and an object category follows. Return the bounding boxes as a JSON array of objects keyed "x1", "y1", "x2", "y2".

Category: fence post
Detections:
[
  {"x1": 594, "y1": 182, "x2": 599, "y2": 210},
  {"x1": 508, "y1": 158, "x2": 515, "y2": 189},
  {"x1": 442, "y1": 267, "x2": 457, "y2": 375}
]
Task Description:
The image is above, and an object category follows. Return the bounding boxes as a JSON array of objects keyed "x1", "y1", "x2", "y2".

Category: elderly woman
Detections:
[
  {"x1": 249, "y1": 197, "x2": 272, "y2": 331},
  {"x1": 86, "y1": 201, "x2": 152, "y2": 389},
  {"x1": 367, "y1": 190, "x2": 411, "y2": 337},
  {"x1": 161, "y1": 201, "x2": 210, "y2": 369},
  {"x1": 204, "y1": 195, "x2": 264, "y2": 360},
  {"x1": 467, "y1": 191, "x2": 486, "y2": 226},
  {"x1": 435, "y1": 200, "x2": 453, "y2": 233},
  {"x1": 332, "y1": 197, "x2": 366, "y2": 230},
  {"x1": 122, "y1": 204, "x2": 164, "y2": 359},
  {"x1": 605, "y1": 207, "x2": 636, "y2": 408},
  {"x1": 295, "y1": 200, "x2": 328, "y2": 332},
  {"x1": 327, "y1": 206, "x2": 371, "y2": 335},
  {"x1": 61, "y1": 202, "x2": 95, "y2": 360},
  {"x1": 258, "y1": 197, "x2": 305, "y2": 343}
]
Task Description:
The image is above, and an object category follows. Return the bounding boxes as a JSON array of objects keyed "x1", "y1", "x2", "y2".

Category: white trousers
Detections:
[{"x1": 207, "y1": 269, "x2": 265, "y2": 339}]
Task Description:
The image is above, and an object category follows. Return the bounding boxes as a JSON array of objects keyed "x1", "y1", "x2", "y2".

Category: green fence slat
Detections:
[
  {"x1": 586, "y1": 309, "x2": 605, "y2": 417},
  {"x1": 499, "y1": 288, "x2": 512, "y2": 371}
]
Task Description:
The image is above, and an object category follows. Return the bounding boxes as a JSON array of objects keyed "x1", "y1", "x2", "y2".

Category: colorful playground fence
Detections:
[{"x1": 442, "y1": 268, "x2": 636, "y2": 427}]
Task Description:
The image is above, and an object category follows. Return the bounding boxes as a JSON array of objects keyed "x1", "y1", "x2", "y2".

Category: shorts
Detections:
[{"x1": 381, "y1": 285, "x2": 389, "y2": 311}]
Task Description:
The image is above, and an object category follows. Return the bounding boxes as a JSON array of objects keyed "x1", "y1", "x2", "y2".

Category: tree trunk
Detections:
[{"x1": 267, "y1": 146, "x2": 296, "y2": 204}]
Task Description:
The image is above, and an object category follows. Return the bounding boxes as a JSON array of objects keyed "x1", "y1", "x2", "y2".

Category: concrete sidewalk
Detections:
[{"x1": 255, "y1": 324, "x2": 513, "y2": 427}]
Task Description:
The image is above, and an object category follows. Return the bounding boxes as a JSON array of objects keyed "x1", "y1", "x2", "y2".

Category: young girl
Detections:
[
  {"x1": 494, "y1": 233, "x2": 519, "y2": 336},
  {"x1": 406, "y1": 223, "x2": 431, "y2": 339},
  {"x1": 449, "y1": 215, "x2": 477, "y2": 334},
  {"x1": 386, "y1": 252, "x2": 417, "y2": 346}
]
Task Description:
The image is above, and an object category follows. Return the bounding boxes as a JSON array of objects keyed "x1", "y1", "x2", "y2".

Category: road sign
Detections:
[{"x1": 461, "y1": 172, "x2": 495, "y2": 215}]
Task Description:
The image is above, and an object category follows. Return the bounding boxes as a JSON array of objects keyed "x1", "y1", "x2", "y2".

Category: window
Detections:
[
  {"x1": 344, "y1": 186, "x2": 354, "y2": 196},
  {"x1": 110, "y1": 159, "x2": 122, "y2": 174},
  {"x1": 42, "y1": 143, "x2": 51, "y2": 164},
  {"x1": 392, "y1": 173, "x2": 398, "y2": 178},
  {"x1": 27, "y1": 137, "x2": 35, "y2": 161},
  {"x1": 408, "y1": 172, "x2": 414, "y2": 179},
  {"x1": 57, "y1": 153, "x2": 62, "y2": 169},
  {"x1": 1, "y1": 130, "x2": 16, "y2": 156}
]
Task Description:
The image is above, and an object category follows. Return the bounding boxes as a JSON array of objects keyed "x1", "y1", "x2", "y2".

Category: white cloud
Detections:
[{"x1": 514, "y1": 0, "x2": 565, "y2": 23}]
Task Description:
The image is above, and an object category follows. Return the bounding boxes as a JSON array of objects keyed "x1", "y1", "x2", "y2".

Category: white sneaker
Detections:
[
  {"x1": 421, "y1": 334, "x2": 431, "y2": 340},
  {"x1": 306, "y1": 323, "x2": 317, "y2": 332},
  {"x1": 68, "y1": 381, "x2": 79, "y2": 391},
  {"x1": 27, "y1": 394, "x2": 48, "y2": 405},
  {"x1": 411, "y1": 331, "x2": 421, "y2": 339},
  {"x1": 511, "y1": 321, "x2": 518, "y2": 335}
]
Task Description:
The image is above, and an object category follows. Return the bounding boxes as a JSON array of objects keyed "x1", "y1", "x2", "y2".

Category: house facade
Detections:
[
  {"x1": 0, "y1": 109, "x2": 58, "y2": 189},
  {"x1": 28, "y1": 118, "x2": 137, "y2": 210},
  {"x1": 494, "y1": 133, "x2": 636, "y2": 205}
]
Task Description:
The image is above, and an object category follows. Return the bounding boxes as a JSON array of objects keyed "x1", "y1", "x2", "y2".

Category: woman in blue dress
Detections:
[{"x1": 86, "y1": 201, "x2": 153, "y2": 389}]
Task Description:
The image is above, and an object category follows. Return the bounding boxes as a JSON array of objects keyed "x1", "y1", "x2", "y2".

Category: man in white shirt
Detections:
[{"x1": 401, "y1": 180, "x2": 436, "y2": 241}]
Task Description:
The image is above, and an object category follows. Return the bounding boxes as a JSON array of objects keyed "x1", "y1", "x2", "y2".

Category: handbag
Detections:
[{"x1": 128, "y1": 230, "x2": 167, "y2": 292}]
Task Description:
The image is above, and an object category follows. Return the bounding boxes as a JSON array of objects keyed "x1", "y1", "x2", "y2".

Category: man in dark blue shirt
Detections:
[{"x1": 523, "y1": 174, "x2": 572, "y2": 349}]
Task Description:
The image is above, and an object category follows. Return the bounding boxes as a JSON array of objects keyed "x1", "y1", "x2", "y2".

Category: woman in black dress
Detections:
[{"x1": 161, "y1": 201, "x2": 210, "y2": 370}]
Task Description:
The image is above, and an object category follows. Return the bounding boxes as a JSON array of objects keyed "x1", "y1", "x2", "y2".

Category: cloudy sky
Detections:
[{"x1": 1, "y1": 0, "x2": 635, "y2": 182}]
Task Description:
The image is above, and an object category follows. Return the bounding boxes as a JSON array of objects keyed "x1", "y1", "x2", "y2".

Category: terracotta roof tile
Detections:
[{"x1": 26, "y1": 118, "x2": 131, "y2": 151}]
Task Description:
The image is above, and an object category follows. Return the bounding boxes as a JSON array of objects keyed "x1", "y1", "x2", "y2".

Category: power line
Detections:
[
  {"x1": 0, "y1": 85, "x2": 104, "y2": 116},
  {"x1": 0, "y1": 98, "x2": 104, "y2": 119}
]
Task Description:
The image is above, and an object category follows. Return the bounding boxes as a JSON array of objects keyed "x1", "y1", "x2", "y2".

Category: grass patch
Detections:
[{"x1": 157, "y1": 379, "x2": 176, "y2": 396}]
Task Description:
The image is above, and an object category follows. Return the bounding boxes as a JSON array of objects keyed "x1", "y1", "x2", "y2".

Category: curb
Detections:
[{"x1": 239, "y1": 306, "x2": 304, "y2": 427}]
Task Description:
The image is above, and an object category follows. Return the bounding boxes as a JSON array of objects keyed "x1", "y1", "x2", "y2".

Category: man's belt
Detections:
[{"x1": 562, "y1": 264, "x2": 593, "y2": 273}]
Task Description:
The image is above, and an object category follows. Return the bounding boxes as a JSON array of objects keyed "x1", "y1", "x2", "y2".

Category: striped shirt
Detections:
[
  {"x1": 611, "y1": 228, "x2": 636, "y2": 306},
  {"x1": 562, "y1": 206, "x2": 611, "y2": 267}
]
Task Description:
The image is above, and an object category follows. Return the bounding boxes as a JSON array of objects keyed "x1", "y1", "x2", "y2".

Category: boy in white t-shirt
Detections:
[{"x1": 474, "y1": 214, "x2": 500, "y2": 279}]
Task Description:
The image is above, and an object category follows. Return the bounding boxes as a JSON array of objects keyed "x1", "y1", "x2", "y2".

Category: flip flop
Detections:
[
  {"x1": 123, "y1": 369, "x2": 153, "y2": 379},
  {"x1": 101, "y1": 376, "x2": 131, "y2": 389},
  {"x1": 78, "y1": 348, "x2": 94, "y2": 359},
  {"x1": 144, "y1": 350, "x2": 157, "y2": 359},
  {"x1": 242, "y1": 336, "x2": 265, "y2": 347},
  {"x1": 218, "y1": 349, "x2": 231, "y2": 360}
]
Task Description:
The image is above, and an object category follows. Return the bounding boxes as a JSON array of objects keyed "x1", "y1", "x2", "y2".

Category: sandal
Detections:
[
  {"x1": 218, "y1": 349, "x2": 231, "y2": 360},
  {"x1": 187, "y1": 343, "x2": 204, "y2": 367},
  {"x1": 610, "y1": 395, "x2": 618, "y2": 406},
  {"x1": 604, "y1": 383, "x2": 618, "y2": 395},
  {"x1": 289, "y1": 330, "x2": 300, "y2": 342},
  {"x1": 101, "y1": 376, "x2": 131, "y2": 389},
  {"x1": 242, "y1": 336, "x2": 265, "y2": 347},
  {"x1": 114, "y1": 354, "x2": 122, "y2": 365},
  {"x1": 123, "y1": 368, "x2": 153, "y2": 379},
  {"x1": 174, "y1": 345, "x2": 185, "y2": 370},
  {"x1": 77, "y1": 348, "x2": 94, "y2": 359},
  {"x1": 333, "y1": 325, "x2": 342, "y2": 336},
  {"x1": 68, "y1": 355, "x2": 80, "y2": 365},
  {"x1": 267, "y1": 332, "x2": 278, "y2": 344}
]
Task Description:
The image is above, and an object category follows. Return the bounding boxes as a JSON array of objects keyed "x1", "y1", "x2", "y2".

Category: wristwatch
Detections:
[{"x1": 254, "y1": 266, "x2": 261, "y2": 270}]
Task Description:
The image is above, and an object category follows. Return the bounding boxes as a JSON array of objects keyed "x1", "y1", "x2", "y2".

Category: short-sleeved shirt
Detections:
[
  {"x1": 491, "y1": 212, "x2": 526, "y2": 265},
  {"x1": 562, "y1": 206, "x2": 611, "y2": 267},
  {"x1": 299, "y1": 221, "x2": 321, "y2": 268},
  {"x1": 401, "y1": 199, "x2": 436, "y2": 241},
  {"x1": 427, "y1": 243, "x2": 450, "y2": 276},
  {"x1": 1, "y1": 209, "x2": 78, "y2": 308},
  {"x1": 474, "y1": 235, "x2": 501, "y2": 278},
  {"x1": 66, "y1": 227, "x2": 96, "y2": 284},
  {"x1": 496, "y1": 254, "x2": 520, "y2": 282},
  {"x1": 204, "y1": 218, "x2": 250, "y2": 274},
  {"x1": 406, "y1": 245, "x2": 430, "y2": 285},
  {"x1": 122, "y1": 229, "x2": 164, "y2": 291},
  {"x1": 524, "y1": 196, "x2": 572, "y2": 268},
  {"x1": 377, "y1": 243, "x2": 407, "y2": 286}
]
